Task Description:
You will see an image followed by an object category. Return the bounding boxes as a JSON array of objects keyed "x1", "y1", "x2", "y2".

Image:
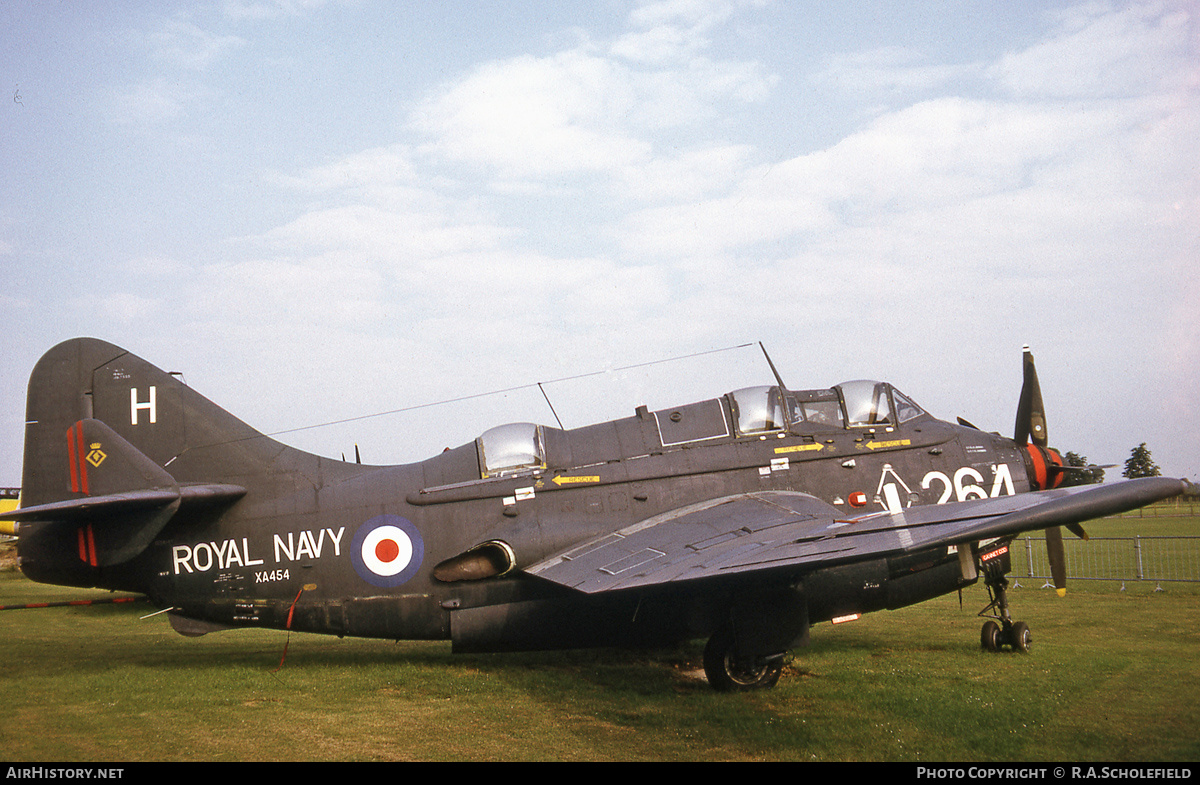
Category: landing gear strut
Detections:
[{"x1": 978, "y1": 558, "x2": 1032, "y2": 653}]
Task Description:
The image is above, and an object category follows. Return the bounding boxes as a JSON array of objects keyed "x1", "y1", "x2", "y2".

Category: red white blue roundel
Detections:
[{"x1": 351, "y1": 515, "x2": 424, "y2": 588}]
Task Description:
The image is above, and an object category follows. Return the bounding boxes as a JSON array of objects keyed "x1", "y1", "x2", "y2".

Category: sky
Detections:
[{"x1": 1, "y1": 0, "x2": 1197, "y2": 488}]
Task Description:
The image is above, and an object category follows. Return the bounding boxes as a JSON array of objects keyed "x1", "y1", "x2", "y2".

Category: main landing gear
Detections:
[
  {"x1": 702, "y1": 625, "x2": 784, "y2": 691},
  {"x1": 978, "y1": 559, "x2": 1032, "y2": 654}
]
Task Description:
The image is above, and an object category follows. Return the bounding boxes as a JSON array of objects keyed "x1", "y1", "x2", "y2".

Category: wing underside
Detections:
[{"x1": 526, "y1": 477, "x2": 1186, "y2": 594}]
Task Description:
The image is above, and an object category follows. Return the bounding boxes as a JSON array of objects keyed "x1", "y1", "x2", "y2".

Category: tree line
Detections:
[{"x1": 1060, "y1": 442, "x2": 1163, "y2": 487}]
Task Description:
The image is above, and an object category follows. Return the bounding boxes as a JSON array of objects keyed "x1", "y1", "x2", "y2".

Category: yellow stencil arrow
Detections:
[
  {"x1": 552, "y1": 475, "x2": 601, "y2": 486},
  {"x1": 774, "y1": 443, "x2": 824, "y2": 455},
  {"x1": 866, "y1": 439, "x2": 911, "y2": 450}
]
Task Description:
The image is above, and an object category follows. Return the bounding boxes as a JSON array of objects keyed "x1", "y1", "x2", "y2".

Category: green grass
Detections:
[
  {"x1": 1087, "y1": 508, "x2": 1199, "y2": 538},
  {"x1": 1, "y1": 567, "x2": 1197, "y2": 762}
]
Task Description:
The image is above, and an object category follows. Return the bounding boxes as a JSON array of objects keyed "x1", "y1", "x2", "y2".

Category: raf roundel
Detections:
[{"x1": 351, "y1": 515, "x2": 424, "y2": 588}]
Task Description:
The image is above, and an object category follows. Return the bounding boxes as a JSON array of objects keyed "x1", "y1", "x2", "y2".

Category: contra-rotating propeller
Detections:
[
  {"x1": 1015, "y1": 346, "x2": 1048, "y2": 449},
  {"x1": 1013, "y1": 346, "x2": 1086, "y2": 597}
]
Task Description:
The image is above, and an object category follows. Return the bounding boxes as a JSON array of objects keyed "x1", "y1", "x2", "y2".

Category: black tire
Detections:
[
  {"x1": 703, "y1": 626, "x2": 784, "y2": 692},
  {"x1": 1010, "y1": 621, "x2": 1032, "y2": 653},
  {"x1": 981, "y1": 620, "x2": 1001, "y2": 652}
]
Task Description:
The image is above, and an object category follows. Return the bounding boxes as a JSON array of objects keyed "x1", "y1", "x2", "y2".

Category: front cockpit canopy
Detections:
[
  {"x1": 837, "y1": 380, "x2": 893, "y2": 426},
  {"x1": 835, "y1": 380, "x2": 925, "y2": 427}
]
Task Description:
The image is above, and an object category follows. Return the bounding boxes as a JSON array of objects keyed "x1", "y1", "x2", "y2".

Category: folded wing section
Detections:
[{"x1": 527, "y1": 478, "x2": 1187, "y2": 595}]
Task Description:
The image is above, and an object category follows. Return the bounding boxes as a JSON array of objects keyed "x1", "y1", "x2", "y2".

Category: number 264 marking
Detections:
[{"x1": 923, "y1": 464, "x2": 1015, "y2": 504}]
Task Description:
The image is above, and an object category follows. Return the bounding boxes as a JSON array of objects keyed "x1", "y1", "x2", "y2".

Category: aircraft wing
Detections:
[{"x1": 525, "y1": 477, "x2": 1187, "y2": 594}]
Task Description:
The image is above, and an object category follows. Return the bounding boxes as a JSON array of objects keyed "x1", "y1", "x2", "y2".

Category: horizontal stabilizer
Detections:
[
  {"x1": 8, "y1": 489, "x2": 182, "y2": 522},
  {"x1": 14, "y1": 419, "x2": 246, "y2": 566},
  {"x1": 8, "y1": 484, "x2": 246, "y2": 523}
]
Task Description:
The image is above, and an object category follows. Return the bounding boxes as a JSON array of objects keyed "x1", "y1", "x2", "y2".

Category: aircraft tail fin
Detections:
[
  {"x1": 22, "y1": 338, "x2": 278, "y2": 507},
  {"x1": 17, "y1": 338, "x2": 280, "y2": 583}
]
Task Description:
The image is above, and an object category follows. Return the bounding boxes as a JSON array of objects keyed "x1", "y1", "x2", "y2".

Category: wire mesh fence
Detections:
[
  {"x1": 1114, "y1": 500, "x2": 1200, "y2": 518},
  {"x1": 1010, "y1": 535, "x2": 1200, "y2": 589}
]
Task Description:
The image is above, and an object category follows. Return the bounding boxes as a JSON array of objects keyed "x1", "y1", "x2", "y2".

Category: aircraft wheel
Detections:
[
  {"x1": 1010, "y1": 621, "x2": 1032, "y2": 653},
  {"x1": 703, "y1": 627, "x2": 783, "y2": 692},
  {"x1": 980, "y1": 620, "x2": 1001, "y2": 652}
]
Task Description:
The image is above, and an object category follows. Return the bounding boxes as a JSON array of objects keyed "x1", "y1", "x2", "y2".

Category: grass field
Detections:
[{"x1": 1, "y1": 512, "x2": 1197, "y2": 762}]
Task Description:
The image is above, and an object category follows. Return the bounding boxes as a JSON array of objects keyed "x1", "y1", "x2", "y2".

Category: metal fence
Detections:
[
  {"x1": 1115, "y1": 500, "x2": 1200, "y2": 518},
  {"x1": 1010, "y1": 535, "x2": 1200, "y2": 589}
]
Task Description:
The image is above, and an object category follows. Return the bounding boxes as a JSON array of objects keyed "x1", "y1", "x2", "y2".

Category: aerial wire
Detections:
[{"x1": 259, "y1": 342, "x2": 756, "y2": 441}]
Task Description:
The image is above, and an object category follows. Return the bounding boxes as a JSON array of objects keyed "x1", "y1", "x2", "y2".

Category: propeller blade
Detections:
[
  {"x1": 1045, "y1": 526, "x2": 1067, "y2": 597},
  {"x1": 1015, "y1": 345, "x2": 1048, "y2": 448},
  {"x1": 1065, "y1": 522, "x2": 1089, "y2": 541},
  {"x1": 1052, "y1": 463, "x2": 1116, "y2": 474}
]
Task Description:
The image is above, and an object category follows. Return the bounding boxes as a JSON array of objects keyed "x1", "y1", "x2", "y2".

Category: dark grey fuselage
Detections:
[{"x1": 17, "y1": 339, "x2": 1037, "y2": 653}]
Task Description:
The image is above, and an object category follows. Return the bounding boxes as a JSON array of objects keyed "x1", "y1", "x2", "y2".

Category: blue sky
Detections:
[{"x1": 2, "y1": 0, "x2": 1197, "y2": 486}]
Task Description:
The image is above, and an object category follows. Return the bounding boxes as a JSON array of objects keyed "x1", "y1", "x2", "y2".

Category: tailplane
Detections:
[{"x1": 15, "y1": 338, "x2": 289, "y2": 586}]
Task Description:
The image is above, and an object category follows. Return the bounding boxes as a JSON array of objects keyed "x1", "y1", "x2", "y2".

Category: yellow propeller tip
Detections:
[{"x1": 1056, "y1": 588, "x2": 1067, "y2": 598}]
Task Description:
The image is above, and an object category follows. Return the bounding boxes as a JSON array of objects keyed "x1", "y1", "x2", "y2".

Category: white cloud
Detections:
[
  {"x1": 813, "y1": 46, "x2": 981, "y2": 101},
  {"x1": 614, "y1": 0, "x2": 766, "y2": 62},
  {"x1": 163, "y1": 0, "x2": 1196, "y2": 472},
  {"x1": 149, "y1": 18, "x2": 246, "y2": 70},
  {"x1": 195, "y1": 255, "x2": 386, "y2": 332},
  {"x1": 989, "y1": 2, "x2": 1195, "y2": 98},
  {"x1": 410, "y1": 50, "x2": 654, "y2": 179},
  {"x1": 409, "y1": 8, "x2": 774, "y2": 183},
  {"x1": 269, "y1": 145, "x2": 420, "y2": 194},
  {"x1": 106, "y1": 77, "x2": 209, "y2": 125},
  {"x1": 252, "y1": 197, "x2": 516, "y2": 263},
  {"x1": 627, "y1": 0, "x2": 764, "y2": 31},
  {"x1": 615, "y1": 143, "x2": 756, "y2": 202}
]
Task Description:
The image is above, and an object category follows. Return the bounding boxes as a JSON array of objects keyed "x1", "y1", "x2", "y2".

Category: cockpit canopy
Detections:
[
  {"x1": 727, "y1": 385, "x2": 786, "y2": 434},
  {"x1": 834, "y1": 380, "x2": 925, "y2": 427},
  {"x1": 728, "y1": 380, "x2": 925, "y2": 434},
  {"x1": 471, "y1": 380, "x2": 928, "y2": 478},
  {"x1": 785, "y1": 388, "x2": 845, "y2": 429},
  {"x1": 477, "y1": 422, "x2": 545, "y2": 477}
]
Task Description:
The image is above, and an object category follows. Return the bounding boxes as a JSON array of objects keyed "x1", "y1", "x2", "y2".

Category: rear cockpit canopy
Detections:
[{"x1": 477, "y1": 422, "x2": 545, "y2": 478}]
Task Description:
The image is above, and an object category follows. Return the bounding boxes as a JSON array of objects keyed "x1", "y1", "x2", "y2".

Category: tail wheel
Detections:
[{"x1": 703, "y1": 625, "x2": 783, "y2": 692}]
